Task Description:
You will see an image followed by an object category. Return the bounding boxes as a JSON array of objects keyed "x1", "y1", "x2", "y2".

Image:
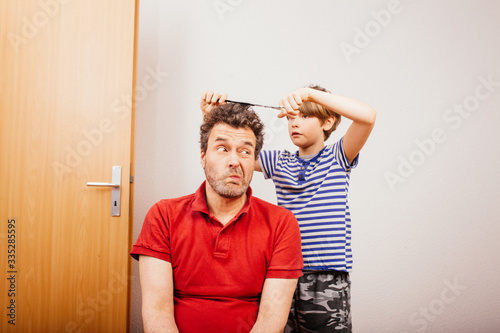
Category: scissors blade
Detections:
[{"x1": 225, "y1": 99, "x2": 282, "y2": 110}]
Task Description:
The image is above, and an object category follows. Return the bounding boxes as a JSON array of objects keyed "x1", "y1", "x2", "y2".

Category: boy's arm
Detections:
[
  {"x1": 139, "y1": 255, "x2": 179, "y2": 333},
  {"x1": 249, "y1": 278, "x2": 298, "y2": 333},
  {"x1": 280, "y1": 88, "x2": 376, "y2": 164},
  {"x1": 254, "y1": 158, "x2": 262, "y2": 172}
]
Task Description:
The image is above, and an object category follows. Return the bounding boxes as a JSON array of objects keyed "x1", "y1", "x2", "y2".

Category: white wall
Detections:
[{"x1": 131, "y1": 1, "x2": 500, "y2": 332}]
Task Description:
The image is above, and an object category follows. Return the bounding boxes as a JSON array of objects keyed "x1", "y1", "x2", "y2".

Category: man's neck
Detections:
[{"x1": 205, "y1": 185, "x2": 247, "y2": 226}]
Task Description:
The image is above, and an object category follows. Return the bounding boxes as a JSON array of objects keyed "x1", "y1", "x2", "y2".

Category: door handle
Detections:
[
  {"x1": 87, "y1": 166, "x2": 122, "y2": 217},
  {"x1": 87, "y1": 182, "x2": 119, "y2": 187}
]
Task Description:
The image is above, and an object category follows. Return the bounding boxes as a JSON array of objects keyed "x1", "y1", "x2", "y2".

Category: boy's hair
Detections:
[
  {"x1": 298, "y1": 84, "x2": 341, "y2": 141},
  {"x1": 200, "y1": 103, "x2": 265, "y2": 159}
]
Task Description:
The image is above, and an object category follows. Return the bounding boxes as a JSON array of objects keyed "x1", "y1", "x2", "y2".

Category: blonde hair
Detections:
[{"x1": 298, "y1": 85, "x2": 341, "y2": 141}]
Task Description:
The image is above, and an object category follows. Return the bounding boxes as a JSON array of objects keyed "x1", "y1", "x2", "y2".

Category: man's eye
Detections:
[{"x1": 217, "y1": 147, "x2": 227, "y2": 152}]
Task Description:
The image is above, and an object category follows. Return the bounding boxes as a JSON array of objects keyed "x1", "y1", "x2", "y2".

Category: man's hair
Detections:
[
  {"x1": 298, "y1": 84, "x2": 341, "y2": 141},
  {"x1": 200, "y1": 103, "x2": 265, "y2": 159}
]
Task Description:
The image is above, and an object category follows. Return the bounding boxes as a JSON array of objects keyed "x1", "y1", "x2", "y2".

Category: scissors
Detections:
[{"x1": 225, "y1": 99, "x2": 283, "y2": 110}]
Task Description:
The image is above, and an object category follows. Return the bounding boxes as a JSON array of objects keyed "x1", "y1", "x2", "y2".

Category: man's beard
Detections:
[{"x1": 205, "y1": 168, "x2": 251, "y2": 199}]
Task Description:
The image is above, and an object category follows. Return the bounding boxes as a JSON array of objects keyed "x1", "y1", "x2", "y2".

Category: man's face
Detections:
[{"x1": 201, "y1": 123, "x2": 256, "y2": 198}]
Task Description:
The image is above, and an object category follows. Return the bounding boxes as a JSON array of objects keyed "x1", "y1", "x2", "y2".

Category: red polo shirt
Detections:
[{"x1": 130, "y1": 182, "x2": 303, "y2": 332}]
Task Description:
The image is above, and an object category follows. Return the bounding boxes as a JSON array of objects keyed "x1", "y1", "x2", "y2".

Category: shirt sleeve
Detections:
[
  {"x1": 333, "y1": 136, "x2": 359, "y2": 171},
  {"x1": 266, "y1": 209, "x2": 303, "y2": 279},
  {"x1": 258, "y1": 149, "x2": 281, "y2": 180},
  {"x1": 130, "y1": 201, "x2": 171, "y2": 262}
]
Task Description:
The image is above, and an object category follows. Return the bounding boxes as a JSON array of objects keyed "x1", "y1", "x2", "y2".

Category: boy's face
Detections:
[{"x1": 287, "y1": 113, "x2": 333, "y2": 150}]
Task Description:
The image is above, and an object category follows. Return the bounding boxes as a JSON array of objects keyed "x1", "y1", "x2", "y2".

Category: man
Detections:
[{"x1": 131, "y1": 103, "x2": 303, "y2": 333}]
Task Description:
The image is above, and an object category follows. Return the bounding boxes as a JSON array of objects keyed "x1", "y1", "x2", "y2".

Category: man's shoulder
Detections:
[
  {"x1": 153, "y1": 192, "x2": 196, "y2": 210},
  {"x1": 250, "y1": 196, "x2": 294, "y2": 217}
]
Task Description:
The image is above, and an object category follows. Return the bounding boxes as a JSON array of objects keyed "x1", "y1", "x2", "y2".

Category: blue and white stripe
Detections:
[{"x1": 259, "y1": 138, "x2": 357, "y2": 272}]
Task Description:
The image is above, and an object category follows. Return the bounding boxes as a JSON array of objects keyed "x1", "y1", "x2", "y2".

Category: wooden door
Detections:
[{"x1": 0, "y1": 1, "x2": 137, "y2": 332}]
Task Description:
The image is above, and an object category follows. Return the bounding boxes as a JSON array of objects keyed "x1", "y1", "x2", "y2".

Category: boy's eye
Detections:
[{"x1": 302, "y1": 114, "x2": 309, "y2": 119}]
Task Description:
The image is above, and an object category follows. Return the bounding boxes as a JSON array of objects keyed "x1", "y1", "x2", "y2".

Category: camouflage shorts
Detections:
[{"x1": 285, "y1": 270, "x2": 352, "y2": 333}]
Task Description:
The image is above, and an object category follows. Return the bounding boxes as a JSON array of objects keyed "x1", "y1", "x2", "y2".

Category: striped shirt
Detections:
[{"x1": 259, "y1": 137, "x2": 358, "y2": 272}]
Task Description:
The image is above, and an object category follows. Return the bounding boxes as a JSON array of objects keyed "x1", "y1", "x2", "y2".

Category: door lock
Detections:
[{"x1": 87, "y1": 166, "x2": 122, "y2": 216}]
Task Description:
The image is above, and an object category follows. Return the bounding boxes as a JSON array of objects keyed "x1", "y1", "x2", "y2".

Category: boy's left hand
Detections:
[
  {"x1": 278, "y1": 88, "x2": 310, "y2": 119},
  {"x1": 200, "y1": 91, "x2": 227, "y2": 117}
]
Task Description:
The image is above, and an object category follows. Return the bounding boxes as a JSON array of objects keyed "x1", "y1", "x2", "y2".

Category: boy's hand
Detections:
[
  {"x1": 200, "y1": 91, "x2": 227, "y2": 117},
  {"x1": 278, "y1": 88, "x2": 310, "y2": 119}
]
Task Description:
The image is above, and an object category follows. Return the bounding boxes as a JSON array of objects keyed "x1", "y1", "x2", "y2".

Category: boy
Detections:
[{"x1": 201, "y1": 86, "x2": 376, "y2": 332}]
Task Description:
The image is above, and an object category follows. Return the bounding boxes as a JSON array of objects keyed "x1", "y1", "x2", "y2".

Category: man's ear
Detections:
[
  {"x1": 200, "y1": 150, "x2": 206, "y2": 168},
  {"x1": 322, "y1": 117, "x2": 335, "y2": 132}
]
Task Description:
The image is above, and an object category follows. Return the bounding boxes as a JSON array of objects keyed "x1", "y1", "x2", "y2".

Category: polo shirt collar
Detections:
[
  {"x1": 192, "y1": 181, "x2": 253, "y2": 218},
  {"x1": 295, "y1": 145, "x2": 327, "y2": 164}
]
